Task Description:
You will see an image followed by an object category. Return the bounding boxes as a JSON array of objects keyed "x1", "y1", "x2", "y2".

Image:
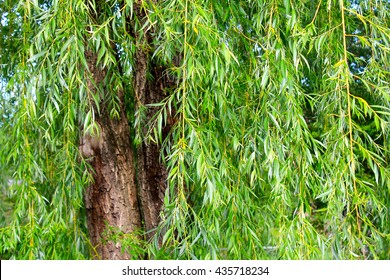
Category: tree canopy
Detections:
[{"x1": 0, "y1": 0, "x2": 389, "y2": 259}]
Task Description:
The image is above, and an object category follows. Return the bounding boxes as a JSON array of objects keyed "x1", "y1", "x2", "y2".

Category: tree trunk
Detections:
[
  {"x1": 81, "y1": 50, "x2": 142, "y2": 260},
  {"x1": 134, "y1": 49, "x2": 169, "y2": 241},
  {"x1": 80, "y1": 2, "x2": 172, "y2": 259},
  {"x1": 130, "y1": 1, "x2": 173, "y2": 242}
]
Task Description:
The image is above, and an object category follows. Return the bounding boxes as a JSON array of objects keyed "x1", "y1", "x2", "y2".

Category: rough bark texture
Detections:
[
  {"x1": 134, "y1": 48, "x2": 170, "y2": 241},
  {"x1": 81, "y1": 1, "x2": 174, "y2": 259},
  {"x1": 131, "y1": 1, "x2": 174, "y2": 240},
  {"x1": 81, "y1": 50, "x2": 142, "y2": 260}
]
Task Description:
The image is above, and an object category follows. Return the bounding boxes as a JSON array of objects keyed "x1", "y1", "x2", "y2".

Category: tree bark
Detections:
[
  {"x1": 134, "y1": 49, "x2": 169, "y2": 241},
  {"x1": 81, "y1": 50, "x2": 142, "y2": 260},
  {"x1": 130, "y1": 1, "x2": 173, "y2": 242},
  {"x1": 80, "y1": 1, "x2": 173, "y2": 258}
]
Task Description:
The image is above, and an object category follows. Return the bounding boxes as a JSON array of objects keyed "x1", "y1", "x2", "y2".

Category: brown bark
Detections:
[
  {"x1": 130, "y1": 1, "x2": 174, "y2": 242},
  {"x1": 81, "y1": 50, "x2": 142, "y2": 260},
  {"x1": 80, "y1": 1, "x2": 175, "y2": 259},
  {"x1": 134, "y1": 50, "x2": 169, "y2": 241}
]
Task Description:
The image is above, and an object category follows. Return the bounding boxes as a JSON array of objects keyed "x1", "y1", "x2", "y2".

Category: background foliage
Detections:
[{"x1": 1, "y1": 0, "x2": 389, "y2": 259}]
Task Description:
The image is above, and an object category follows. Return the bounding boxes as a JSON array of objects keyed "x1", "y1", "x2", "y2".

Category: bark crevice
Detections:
[
  {"x1": 81, "y1": 2, "x2": 174, "y2": 259},
  {"x1": 82, "y1": 50, "x2": 142, "y2": 260}
]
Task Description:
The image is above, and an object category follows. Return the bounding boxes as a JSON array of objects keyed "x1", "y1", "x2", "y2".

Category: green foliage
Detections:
[
  {"x1": 1, "y1": 0, "x2": 389, "y2": 259},
  {"x1": 101, "y1": 225, "x2": 147, "y2": 260},
  {"x1": 0, "y1": 0, "x2": 94, "y2": 259},
  {"x1": 149, "y1": 0, "x2": 390, "y2": 259}
]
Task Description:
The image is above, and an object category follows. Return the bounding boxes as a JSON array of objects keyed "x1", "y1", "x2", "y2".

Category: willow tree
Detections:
[{"x1": 0, "y1": 0, "x2": 389, "y2": 260}]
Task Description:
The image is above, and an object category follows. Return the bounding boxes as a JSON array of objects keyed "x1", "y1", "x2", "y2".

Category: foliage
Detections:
[
  {"x1": 101, "y1": 225, "x2": 147, "y2": 260},
  {"x1": 0, "y1": 0, "x2": 389, "y2": 259},
  {"x1": 0, "y1": 0, "x2": 93, "y2": 259}
]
